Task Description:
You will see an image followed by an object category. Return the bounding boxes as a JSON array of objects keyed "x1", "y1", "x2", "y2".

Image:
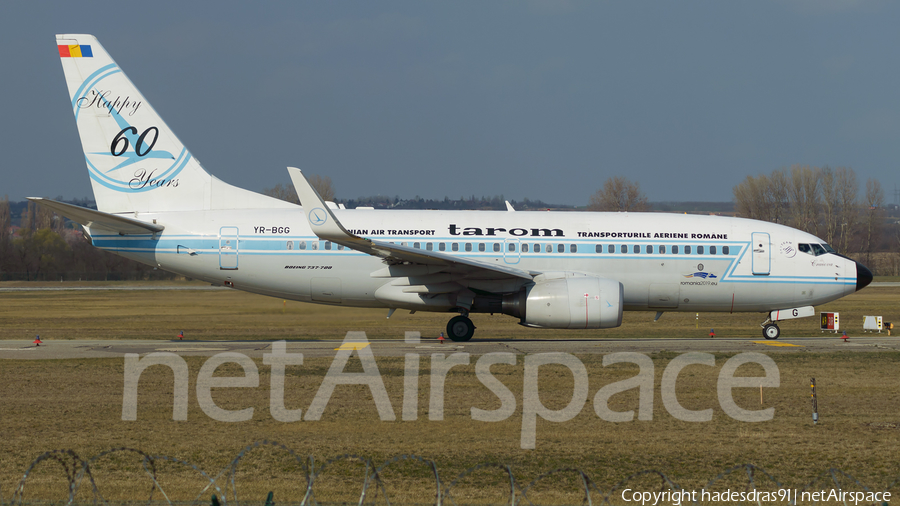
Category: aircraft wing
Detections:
[
  {"x1": 28, "y1": 197, "x2": 164, "y2": 235},
  {"x1": 288, "y1": 167, "x2": 534, "y2": 281}
]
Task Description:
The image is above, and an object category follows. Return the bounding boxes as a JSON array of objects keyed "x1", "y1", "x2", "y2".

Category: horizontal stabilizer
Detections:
[{"x1": 28, "y1": 197, "x2": 164, "y2": 235}]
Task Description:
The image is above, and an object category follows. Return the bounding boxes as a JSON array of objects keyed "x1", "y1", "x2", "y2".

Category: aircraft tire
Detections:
[
  {"x1": 447, "y1": 315, "x2": 475, "y2": 342},
  {"x1": 763, "y1": 324, "x2": 780, "y2": 340}
]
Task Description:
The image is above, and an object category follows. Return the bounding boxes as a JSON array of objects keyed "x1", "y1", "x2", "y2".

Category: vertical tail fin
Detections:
[{"x1": 57, "y1": 34, "x2": 289, "y2": 214}]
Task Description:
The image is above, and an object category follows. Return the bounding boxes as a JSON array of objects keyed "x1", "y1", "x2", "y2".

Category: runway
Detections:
[{"x1": 2, "y1": 334, "x2": 898, "y2": 360}]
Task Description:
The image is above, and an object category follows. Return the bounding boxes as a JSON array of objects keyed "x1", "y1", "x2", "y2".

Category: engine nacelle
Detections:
[{"x1": 502, "y1": 272, "x2": 624, "y2": 329}]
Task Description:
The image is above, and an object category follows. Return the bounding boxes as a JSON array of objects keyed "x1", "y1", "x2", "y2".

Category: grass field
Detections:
[
  {"x1": 1, "y1": 280, "x2": 898, "y2": 341},
  {"x1": 1, "y1": 283, "x2": 899, "y2": 504}
]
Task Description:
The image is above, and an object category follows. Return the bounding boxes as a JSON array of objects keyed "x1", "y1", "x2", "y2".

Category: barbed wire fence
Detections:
[{"x1": 4, "y1": 440, "x2": 898, "y2": 506}]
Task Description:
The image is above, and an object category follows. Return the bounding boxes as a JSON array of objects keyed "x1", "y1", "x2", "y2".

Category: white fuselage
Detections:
[{"x1": 89, "y1": 208, "x2": 858, "y2": 314}]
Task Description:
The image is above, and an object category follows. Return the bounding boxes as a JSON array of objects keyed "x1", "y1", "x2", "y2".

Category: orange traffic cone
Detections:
[
  {"x1": 33, "y1": 335, "x2": 42, "y2": 346},
  {"x1": 841, "y1": 331, "x2": 849, "y2": 342},
  {"x1": 709, "y1": 328, "x2": 715, "y2": 338},
  {"x1": 438, "y1": 332, "x2": 445, "y2": 344}
]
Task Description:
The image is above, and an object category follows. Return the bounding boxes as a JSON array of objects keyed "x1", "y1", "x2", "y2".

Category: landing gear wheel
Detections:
[
  {"x1": 763, "y1": 324, "x2": 780, "y2": 340},
  {"x1": 447, "y1": 315, "x2": 475, "y2": 342}
]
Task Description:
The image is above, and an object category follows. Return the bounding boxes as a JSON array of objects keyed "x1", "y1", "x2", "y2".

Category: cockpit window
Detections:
[{"x1": 798, "y1": 243, "x2": 831, "y2": 256}]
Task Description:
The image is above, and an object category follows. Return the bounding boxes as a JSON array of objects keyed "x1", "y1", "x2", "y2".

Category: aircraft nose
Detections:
[{"x1": 856, "y1": 261, "x2": 873, "y2": 291}]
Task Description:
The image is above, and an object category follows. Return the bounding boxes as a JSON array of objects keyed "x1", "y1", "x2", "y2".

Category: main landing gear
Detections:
[
  {"x1": 761, "y1": 317, "x2": 781, "y2": 340},
  {"x1": 446, "y1": 312, "x2": 476, "y2": 342}
]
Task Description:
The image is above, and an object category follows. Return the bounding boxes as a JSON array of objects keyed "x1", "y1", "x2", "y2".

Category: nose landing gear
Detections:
[{"x1": 761, "y1": 317, "x2": 781, "y2": 340}]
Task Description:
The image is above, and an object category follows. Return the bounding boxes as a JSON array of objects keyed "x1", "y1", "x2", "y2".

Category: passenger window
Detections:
[
  {"x1": 546, "y1": 244, "x2": 553, "y2": 253},
  {"x1": 451, "y1": 243, "x2": 459, "y2": 252},
  {"x1": 697, "y1": 245, "x2": 704, "y2": 254},
  {"x1": 426, "y1": 242, "x2": 433, "y2": 251},
  {"x1": 299, "y1": 241, "x2": 306, "y2": 250},
  {"x1": 493, "y1": 243, "x2": 501, "y2": 252},
  {"x1": 479, "y1": 243, "x2": 486, "y2": 252},
  {"x1": 684, "y1": 245, "x2": 691, "y2": 254},
  {"x1": 672, "y1": 245, "x2": 678, "y2": 254},
  {"x1": 439, "y1": 242, "x2": 446, "y2": 252},
  {"x1": 535, "y1": 243, "x2": 541, "y2": 253},
  {"x1": 508, "y1": 243, "x2": 516, "y2": 252},
  {"x1": 608, "y1": 244, "x2": 615, "y2": 253},
  {"x1": 325, "y1": 241, "x2": 332, "y2": 250},
  {"x1": 338, "y1": 244, "x2": 344, "y2": 251},
  {"x1": 522, "y1": 244, "x2": 529, "y2": 253},
  {"x1": 722, "y1": 246, "x2": 729, "y2": 255},
  {"x1": 557, "y1": 244, "x2": 565, "y2": 253},
  {"x1": 659, "y1": 245, "x2": 666, "y2": 254},
  {"x1": 413, "y1": 242, "x2": 420, "y2": 249},
  {"x1": 311, "y1": 241, "x2": 318, "y2": 250},
  {"x1": 465, "y1": 243, "x2": 472, "y2": 252},
  {"x1": 646, "y1": 245, "x2": 653, "y2": 254},
  {"x1": 633, "y1": 245, "x2": 640, "y2": 254},
  {"x1": 570, "y1": 244, "x2": 577, "y2": 253},
  {"x1": 286, "y1": 241, "x2": 293, "y2": 250},
  {"x1": 621, "y1": 245, "x2": 627, "y2": 254},
  {"x1": 596, "y1": 244, "x2": 603, "y2": 253},
  {"x1": 709, "y1": 245, "x2": 716, "y2": 255}
]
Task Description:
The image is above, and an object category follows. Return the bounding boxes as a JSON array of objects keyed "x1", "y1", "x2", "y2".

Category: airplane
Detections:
[{"x1": 37, "y1": 34, "x2": 873, "y2": 342}]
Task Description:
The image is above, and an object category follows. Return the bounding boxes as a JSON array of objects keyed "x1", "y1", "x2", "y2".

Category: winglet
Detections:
[
  {"x1": 505, "y1": 200, "x2": 516, "y2": 212},
  {"x1": 287, "y1": 167, "x2": 360, "y2": 242}
]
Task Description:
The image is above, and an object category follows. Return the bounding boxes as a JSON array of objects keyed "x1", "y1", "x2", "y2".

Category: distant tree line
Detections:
[
  {"x1": 261, "y1": 175, "x2": 572, "y2": 210},
  {"x1": 732, "y1": 165, "x2": 899, "y2": 273},
  {"x1": 576, "y1": 171, "x2": 898, "y2": 275},
  {"x1": 343, "y1": 194, "x2": 572, "y2": 211},
  {"x1": 0, "y1": 198, "x2": 176, "y2": 281},
  {"x1": 263, "y1": 174, "x2": 336, "y2": 204}
]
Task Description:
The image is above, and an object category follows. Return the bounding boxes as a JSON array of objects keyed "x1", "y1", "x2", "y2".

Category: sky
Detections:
[{"x1": 1, "y1": 1, "x2": 898, "y2": 206}]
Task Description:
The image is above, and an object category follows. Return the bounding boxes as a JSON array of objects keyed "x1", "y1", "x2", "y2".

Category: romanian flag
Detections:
[{"x1": 58, "y1": 44, "x2": 93, "y2": 58}]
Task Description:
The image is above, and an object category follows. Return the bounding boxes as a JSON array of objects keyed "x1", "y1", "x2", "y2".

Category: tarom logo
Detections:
[{"x1": 309, "y1": 208, "x2": 327, "y2": 226}]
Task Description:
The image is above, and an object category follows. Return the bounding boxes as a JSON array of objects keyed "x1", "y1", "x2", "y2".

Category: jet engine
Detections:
[{"x1": 501, "y1": 272, "x2": 624, "y2": 329}]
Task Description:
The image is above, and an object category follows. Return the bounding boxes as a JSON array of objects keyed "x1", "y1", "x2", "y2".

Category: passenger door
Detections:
[{"x1": 751, "y1": 232, "x2": 770, "y2": 275}]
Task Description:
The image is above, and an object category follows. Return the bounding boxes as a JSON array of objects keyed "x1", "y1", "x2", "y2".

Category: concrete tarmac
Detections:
[{"x1": 2, "y1": 334, "x2": 898, "y2": 360}]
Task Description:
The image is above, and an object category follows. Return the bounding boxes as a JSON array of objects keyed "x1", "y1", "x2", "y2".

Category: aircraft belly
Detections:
[
  {"x1": 310, "y1": 277, "x2": 342, "y2": 303},
  {"x1": 156, "y1": 239, "x2": 388, "y2": 305}
]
